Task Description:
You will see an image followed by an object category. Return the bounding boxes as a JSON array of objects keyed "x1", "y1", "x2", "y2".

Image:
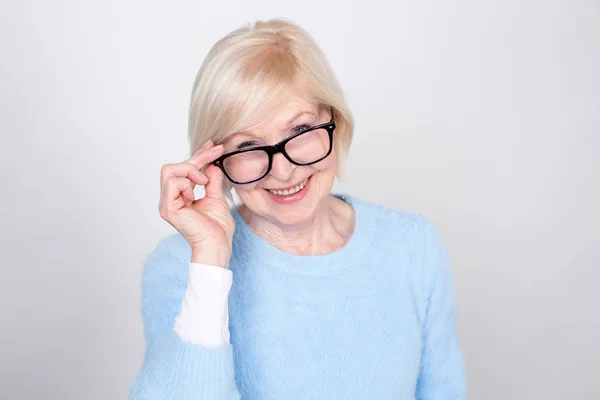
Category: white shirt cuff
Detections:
[{"x1": 173, "y1": 263, "x2": 233, "y2": 348}]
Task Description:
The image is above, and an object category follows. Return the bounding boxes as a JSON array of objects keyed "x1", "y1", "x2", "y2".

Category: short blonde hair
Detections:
[{"x1": 187, "y1": 18, "x2": 354, "y2": 195}]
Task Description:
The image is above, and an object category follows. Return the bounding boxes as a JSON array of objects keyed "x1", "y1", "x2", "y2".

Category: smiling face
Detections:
[{"x1": 223, "y1": 95, "x2": 337, "y2": 227}]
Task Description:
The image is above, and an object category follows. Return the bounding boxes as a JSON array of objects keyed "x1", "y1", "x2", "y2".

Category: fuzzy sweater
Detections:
[{"x1": 129, "y1": 194, "x2": 466, "y2": 399}]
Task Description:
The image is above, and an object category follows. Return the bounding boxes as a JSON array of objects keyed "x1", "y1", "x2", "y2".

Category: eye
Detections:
[
  {"x1": 293, "y1": 124, "x2": 312, "y2": 134},
  {"x1": 236, "y1": 140, "x2": 259, "y2": 150}
]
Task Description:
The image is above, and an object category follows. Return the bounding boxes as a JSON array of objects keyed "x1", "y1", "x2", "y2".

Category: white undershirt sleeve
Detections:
[{"x1": 173, "y1": 263, "x2": 233, "y2": 348}]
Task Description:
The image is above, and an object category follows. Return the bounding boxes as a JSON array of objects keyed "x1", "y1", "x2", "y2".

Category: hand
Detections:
[{"x1": 158, "y1": 140, "x2": 234, "y2": 267}]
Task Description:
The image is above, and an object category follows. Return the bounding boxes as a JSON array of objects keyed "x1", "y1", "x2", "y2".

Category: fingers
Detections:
[
  {"x1": 163, "y1": 177, "x2": 195, "y2": 205},
  {"x1": 204, "y1": 163, "x2": 225, "y2": 200},
  {"x1": 160, "y1": 139, "x2": 223, "y2": 186},
  {"x1": 159, "y1": 140, "x2": 227, "y2": 216},
  {"x1": 185, "y1": 140, "x2": 225, "y2": 170},
  {"x1": 161, "y1": 162, "x2": 208, "y2": 188}
]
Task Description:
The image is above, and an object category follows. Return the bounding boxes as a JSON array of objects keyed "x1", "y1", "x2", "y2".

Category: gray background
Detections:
[{"x1": 1, "y1": 0, "x2": 598, "y2": 399}]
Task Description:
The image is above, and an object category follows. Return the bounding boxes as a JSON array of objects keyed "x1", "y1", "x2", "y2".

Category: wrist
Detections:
[{"x1": 191, "y1": 245, "x2": 230, "y2": 268}]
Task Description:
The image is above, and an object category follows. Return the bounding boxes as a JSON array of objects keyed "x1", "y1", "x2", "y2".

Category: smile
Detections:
[
  {"x1": 268, "y1": 178, "x2": 308, "y2": 196},
  {"x1": 264, "y1": 175, "x2": 313, "y2": 205}
]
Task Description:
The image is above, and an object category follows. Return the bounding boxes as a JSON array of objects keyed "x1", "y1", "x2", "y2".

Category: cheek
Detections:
[
  {"x1": 234, "y1": 183, "x2": 272, "y2": 210},
  {"x1": 313, "y1": 152, "x2": 338, "y2": 174},
  {"x1": 309, "y1": 155, "x2": 337, "y2": 195},
  {"x1": 233, "y1": 182, "x2": 261, "y2": 201}
]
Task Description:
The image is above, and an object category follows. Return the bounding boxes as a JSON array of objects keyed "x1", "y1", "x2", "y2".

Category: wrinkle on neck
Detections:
[{"x1": 239, "y1": 195, "x2": 354, "y2": 256}]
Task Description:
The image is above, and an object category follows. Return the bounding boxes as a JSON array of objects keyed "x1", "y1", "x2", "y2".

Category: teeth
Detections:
[{"x1": 269, "y1": 179, "x2": 308, "y2": 196}]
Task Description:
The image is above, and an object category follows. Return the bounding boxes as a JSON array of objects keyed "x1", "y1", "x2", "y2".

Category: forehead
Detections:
[{"x1": 238, "y1": 95, "x2": 319, "y2": 135}]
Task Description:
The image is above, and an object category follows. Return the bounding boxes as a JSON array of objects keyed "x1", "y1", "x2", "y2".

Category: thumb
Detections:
[{"x1": 204, "y1": 163, "x2": 226, "y2": 200}]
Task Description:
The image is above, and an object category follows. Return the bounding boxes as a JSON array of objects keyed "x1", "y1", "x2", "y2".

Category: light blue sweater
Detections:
[{"x1": 129, "y1": 194, "x2": 466, "y2": 399}]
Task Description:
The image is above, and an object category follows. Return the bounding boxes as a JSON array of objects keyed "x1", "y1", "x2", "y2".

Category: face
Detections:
[{"x1": 223, "y1": 95, "x2": 337, "y2": 227}]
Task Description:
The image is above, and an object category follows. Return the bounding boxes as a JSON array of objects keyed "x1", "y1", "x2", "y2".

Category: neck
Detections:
[{"x1": 239, "y1": 195, "x2": 354, "y2": 256}]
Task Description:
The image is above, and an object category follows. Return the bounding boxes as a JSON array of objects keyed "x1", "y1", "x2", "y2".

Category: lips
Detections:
[
  {"x1": 263, "y1": 175, "x2": 312, "y2": 204},
  {"x1": 267, "y1": 178, "x2": 308, "y2": 196}
]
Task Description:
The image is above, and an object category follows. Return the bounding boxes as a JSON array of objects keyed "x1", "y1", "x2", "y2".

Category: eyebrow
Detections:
[
  {"x1": 285, "y1": 110, "x2": 315, "y2": 126},
  {"x1": 226, "y1": 110, "x2": 317, "y2": 143}
]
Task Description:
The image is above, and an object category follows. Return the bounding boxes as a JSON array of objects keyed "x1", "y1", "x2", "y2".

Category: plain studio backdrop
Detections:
[{"x1": 1, "y1": 0, "x2": 599, "y2": 399}]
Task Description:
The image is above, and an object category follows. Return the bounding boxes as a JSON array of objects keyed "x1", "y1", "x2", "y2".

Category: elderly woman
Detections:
[{"x1": 129, "y1": 19, "x2": 465, "y2": 400}]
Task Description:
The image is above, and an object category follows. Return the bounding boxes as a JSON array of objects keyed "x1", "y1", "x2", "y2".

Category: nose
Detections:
[{"x1": 269, "y1": 152, "x2": 295, "y2": 182}]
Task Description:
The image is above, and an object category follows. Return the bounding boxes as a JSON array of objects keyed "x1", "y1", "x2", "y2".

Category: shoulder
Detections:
[
  {"x1": 346, "y1": 194, "x2": 440, "y2": 246},
  {"x1": 347, "y1": 194, "x2": 450, "y2": 278},
  {"x1": 348, "y1": 195, "x2": 454, "y2": 316}
]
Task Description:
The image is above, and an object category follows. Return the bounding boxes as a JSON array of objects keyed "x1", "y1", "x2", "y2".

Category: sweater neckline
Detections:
[{"x1": 231, "y1": 194, "x2": 375, "y2": 276}]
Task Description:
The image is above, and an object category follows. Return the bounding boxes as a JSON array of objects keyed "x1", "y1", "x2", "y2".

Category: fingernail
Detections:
[
  {"x1": 196, "y1": 171, "x2": 208, "y2": 183},
  {"x1": 211, "y1": 144, "x2": 224, "y2": 151}
]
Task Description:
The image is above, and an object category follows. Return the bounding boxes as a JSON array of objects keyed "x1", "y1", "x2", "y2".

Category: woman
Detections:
[{"x1": 129, "y1": 18, "x2": 465, "y2": 399}]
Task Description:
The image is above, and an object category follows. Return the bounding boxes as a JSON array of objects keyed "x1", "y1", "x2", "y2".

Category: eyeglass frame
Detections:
[{"x1": 212, "y1": 107, "x2": 336, "y2": 184}]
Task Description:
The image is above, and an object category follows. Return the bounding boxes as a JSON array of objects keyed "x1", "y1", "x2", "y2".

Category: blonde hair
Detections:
[{"x1": 187, "y1": 18, "x2": 354, "y2": 196}]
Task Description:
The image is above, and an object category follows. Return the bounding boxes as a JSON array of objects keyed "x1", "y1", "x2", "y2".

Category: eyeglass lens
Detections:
[{"x1": 222, "y1": 127, "x2": 330, "y2": 183}]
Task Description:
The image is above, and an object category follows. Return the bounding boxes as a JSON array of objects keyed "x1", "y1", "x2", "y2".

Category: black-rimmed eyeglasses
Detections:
[{"x1": 212, "y1": 107, "x2": 336, "y2": 184}]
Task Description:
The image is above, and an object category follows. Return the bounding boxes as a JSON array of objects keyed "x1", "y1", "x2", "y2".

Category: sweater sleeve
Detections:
[
  {"x1": 128, "y1": 237, "x2": 241, "y2": 400},
  {"x1": 415, "y1": 218, "x2": 466, "y2": 400}
]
